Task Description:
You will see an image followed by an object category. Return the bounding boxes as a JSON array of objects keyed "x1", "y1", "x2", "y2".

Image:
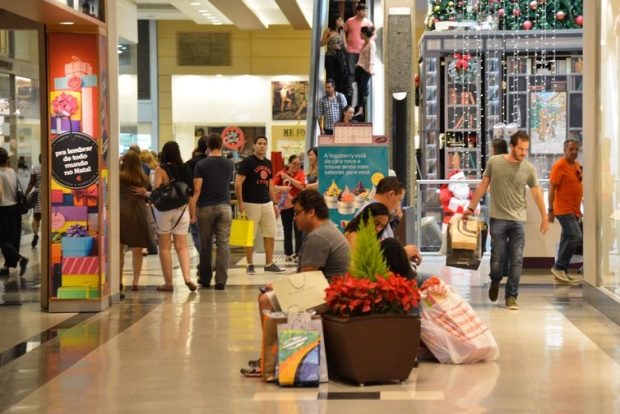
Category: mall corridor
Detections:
[{"x1": 1, "y1": 250, "x2": 620, "y2": 413}]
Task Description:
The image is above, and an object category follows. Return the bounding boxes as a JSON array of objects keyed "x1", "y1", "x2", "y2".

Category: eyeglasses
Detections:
[
  {"x1": 576, "y1": 169, "x2": 582, "y2": 182},
  {"x1": 293, "y1": 209, "x2": 305, "y2": 217}
]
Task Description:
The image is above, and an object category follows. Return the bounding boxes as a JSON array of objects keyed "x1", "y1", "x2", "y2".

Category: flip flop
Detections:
[{"x1": 156, "y1": 285, "x2": 174, "y2": 292}]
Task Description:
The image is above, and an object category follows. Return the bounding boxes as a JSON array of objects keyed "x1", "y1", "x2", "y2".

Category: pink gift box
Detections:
[
  {"x1": 55, "y1": 206, "x2": 88, "y2": 222},
  {"x1": 52, "y1": 190, "x2": 64, "y2": 204},
  {"x1": 62, "y1": 256, "x2": 99, "y2": 275},
  {"x1": 65, "y1": 57, "x2": 93, "y2": 77}
]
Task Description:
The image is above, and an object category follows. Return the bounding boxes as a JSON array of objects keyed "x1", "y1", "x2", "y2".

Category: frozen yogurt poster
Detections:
[{"x1": 318, "y1": 140, "x2": 388, "y2": 231}]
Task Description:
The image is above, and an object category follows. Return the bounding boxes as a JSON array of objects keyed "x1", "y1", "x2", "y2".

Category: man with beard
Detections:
[
  {"x1": 548, "y1": 138, "x2": 583, "y2": 284},
  {"x1": 463, "y1": 131, "x2": 549, "y2": 311}
]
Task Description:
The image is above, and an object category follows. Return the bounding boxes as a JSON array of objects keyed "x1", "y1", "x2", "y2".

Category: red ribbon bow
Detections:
[
  {"x1": 72, "y1": 186, "x2": 97, "y2": 203},
  {"x1": 454, "y1": 53, "x2": 471, "y2": 70}
]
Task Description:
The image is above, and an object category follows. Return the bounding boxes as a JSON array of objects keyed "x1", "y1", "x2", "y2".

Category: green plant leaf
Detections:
[{"x1": 347, "y1": 211, "x2": 389, "y2": 281}]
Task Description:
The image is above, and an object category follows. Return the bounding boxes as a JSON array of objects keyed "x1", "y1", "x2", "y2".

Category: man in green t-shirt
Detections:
[{"x1": 463, "y1": 131, "x2": 549, "y2": 311}]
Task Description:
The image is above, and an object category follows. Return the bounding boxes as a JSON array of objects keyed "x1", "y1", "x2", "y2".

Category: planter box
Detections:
[{"x1": 322, "y1": 313, "x2": 421, "y2": 386}]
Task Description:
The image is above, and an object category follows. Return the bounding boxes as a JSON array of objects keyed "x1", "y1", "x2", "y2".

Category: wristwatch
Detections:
[
  {"x1": 467, "y1": 206, "x2": 475, "y2": 213},
  {"x1": 547, "y1": 208, "x2": 554, "y2": 213}
]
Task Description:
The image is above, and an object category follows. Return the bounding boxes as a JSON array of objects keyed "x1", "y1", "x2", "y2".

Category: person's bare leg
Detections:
[
  {"x1": 173, "y1": 233, "x2": 196, "y2": 290},
  {"x1": 131, "y1": 247, "x2": 143, "y2": 287},
  {"x1": 244, "y1": 246, "x2": 254, "y2": 265},
  {"x1": 120, "y1": 244, "x2": 126, "y2": 289},
  {"x1": 264, "y1": 237, "x2": 275, "y2": 265},
  {"x1": 158, "y1": 233, "x2": 173, "y2": 287}
]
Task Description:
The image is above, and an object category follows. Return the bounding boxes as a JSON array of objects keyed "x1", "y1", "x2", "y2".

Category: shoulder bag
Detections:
[
  {"x1": 16, "y1": 176, "x2": 29, "y2": 214},
  {"x1": 149, "y1": 164, "x2": 190, "y2": 212}
]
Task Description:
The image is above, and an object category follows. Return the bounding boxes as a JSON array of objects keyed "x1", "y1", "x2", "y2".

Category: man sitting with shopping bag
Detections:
[{"x1": 241, "y1": 189, "x2": 351, "y2": 377}]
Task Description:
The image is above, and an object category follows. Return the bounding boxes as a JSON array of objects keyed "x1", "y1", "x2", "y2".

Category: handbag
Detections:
[
  {"x1": 446, "y1": 219, "x2": 488, "y2": 270},
  {"x1": 16, "y1": 177, "x2": 29, "y2": 214},
  {"x1": 271, "y1": 271, "x2": 329, "y2": 313},
  {"x1": 449, "y1": 218, "x2": 479, "y2": 250},
  {"x1": 149, "y1": 164, "x2": 189, "y2": 212},
  {"x1": 26, "y1": 190, "x2": 38, "y2": 209},
  {"x1": 230, "y1": 215, "x2": 254, "y2": 247}
]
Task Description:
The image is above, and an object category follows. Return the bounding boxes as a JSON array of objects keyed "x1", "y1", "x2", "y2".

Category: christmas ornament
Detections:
[
  {"x1": 529, "y1": 1, "x2": 537, "y2": 9},
  {"x1": 498, "y1": 8, "x2": 505, "y2": 16},
  {"x1": 513, "y1": 8, "x2": 520, "y2": 16},
  {"x1": 448, "y1": 53, "x2": 478, "y2": 85},
  {"x1": 575, "y1": 15, "x2": 583, "y2": 26},
  {"x1": 523, "y1": 20, "x2": 533, "y2": 30},
  {"x1": 556, "y1": 11, "x2": 565, "y2": 20}
]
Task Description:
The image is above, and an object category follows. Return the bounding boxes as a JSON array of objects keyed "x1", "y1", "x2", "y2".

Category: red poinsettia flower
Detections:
[{"x1": 325, "y1": 273, "x2": 420, "y2": 317}]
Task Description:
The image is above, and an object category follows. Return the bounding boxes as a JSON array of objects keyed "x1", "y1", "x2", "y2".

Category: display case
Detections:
[{"x1": 420, "y1": 57, "x2": 440, "y2": 181}]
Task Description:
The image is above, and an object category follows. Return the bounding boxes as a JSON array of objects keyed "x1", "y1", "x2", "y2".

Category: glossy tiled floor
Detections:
[{"x1": 2, "y1": 235, "x2": 620, "y2": 413}]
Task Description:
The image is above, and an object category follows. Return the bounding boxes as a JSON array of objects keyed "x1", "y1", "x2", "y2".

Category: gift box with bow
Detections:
[
  {"x1": 64, "y1": 56, "x2": 93, "y2": 77},
  {"x1": 50, "y1": 91, "x2": 81, "y2": 121},
  {"x1": 72, "y1": 185, "x2": 98, "y2": 207}
]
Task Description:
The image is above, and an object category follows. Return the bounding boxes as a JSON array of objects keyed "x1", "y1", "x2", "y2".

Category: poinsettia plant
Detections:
[{"x1": 325, "y1": 214, "x2": 420, "y2": 317}]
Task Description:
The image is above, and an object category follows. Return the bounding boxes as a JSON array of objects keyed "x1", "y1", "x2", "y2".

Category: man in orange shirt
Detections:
[{"x1": 548, "y1": 138, "x2": 583, "y2": 283}]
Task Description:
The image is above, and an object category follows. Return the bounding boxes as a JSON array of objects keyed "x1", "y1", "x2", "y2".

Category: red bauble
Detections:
[
  {"x1": 434, "y1": 18, "x2": 440, "y2": 23},
  {"x1": 513, "y1": 8, "x2": 520, "y2": 16},
  {"x1": 556, "y1": 11, "x2": 565, "y2": 20},
  {"x1": 449, "y1": 17, "x2": 455, "y2": 21},
  {"x1": 523, "y1": 20, "x2": 533, "y2": 30},
  {"x1": 498, "y1": 8, "x2": 505, "y2": 16},
  {"x1": 530, "y1": 1, "x2": 538, "y2": 9},
  {"x1": 458, "y1": 1, "x2": 463, "y2": 6},
  {"x1": 575, "y1": 15, "x2": 584, "y2": 26},
  {"x1": 539, "y1": 0, "x2": 546, "y2": 3}
]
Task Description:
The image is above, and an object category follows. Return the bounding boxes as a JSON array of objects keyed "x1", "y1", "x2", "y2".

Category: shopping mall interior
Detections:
[{"x1": 1, "y1": 0, "x2": 620, "y2": 412}]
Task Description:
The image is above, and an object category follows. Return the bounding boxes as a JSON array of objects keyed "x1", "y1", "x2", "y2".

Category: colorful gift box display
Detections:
[
  {"x1": 61, "y1": 275, "x2": 99, "y2": 287},
  {"x1": 57, "y1": 286, "x2": 99, "y2": 299},
  {"x1": 51, "y1": 190, "x2": 64, "y2": 204},
  {"x1": 88, "y1": 213, "x2": 99, "y2": 232},
  {"x1": 54, "y1": 206, "x2": 88, "y2": 223},
  {"x1": 72, "y1": 185, "x2": 98, "y2": 207},
  {"x1": 61, "y1": 225, "x2": 94, "y2": 257}
]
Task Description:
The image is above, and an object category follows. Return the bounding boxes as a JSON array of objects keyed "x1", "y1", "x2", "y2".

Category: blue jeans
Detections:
[
  {"x1": 554, "y1": 214, "x2": 582, "y2": 272},
  {"x1": 197, "y1": 204, "x2": 232, "y2": 286},
  {"x1": 489, "y1": 219, "x2": 525, "y2": 299},
  {"x1": 190, "y1": 222, "x2": 201, "y2": 253}
]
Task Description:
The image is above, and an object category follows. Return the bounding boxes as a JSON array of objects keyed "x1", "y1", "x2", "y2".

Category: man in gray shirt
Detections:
[{"x1": 463, "y1": 131, "x2": 549, "y2": 311}]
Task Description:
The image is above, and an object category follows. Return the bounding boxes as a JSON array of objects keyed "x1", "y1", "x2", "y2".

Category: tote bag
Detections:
[
  {"x1": 272, "y1": 271, "x2": 329, "y2": 313},
  {"x1": 230, "y1": 216, "x2": 254, "y2": 247}
]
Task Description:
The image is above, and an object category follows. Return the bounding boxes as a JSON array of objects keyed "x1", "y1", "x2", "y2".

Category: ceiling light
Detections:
[
  {"x1": 215, "y1": 74, "x2": 223, "y2": 77},
  {"x1": 59, "y1": 21, "x2": 74, "y2": 25},
  {"x1": 213, "y1": 22, "x2": 222, "y2": 25},
  {"x1": 198, "y1": 9, "x2": 209, "y2": 12},
  {"x1": 190, "y1": 2, "x2": 201, "y2": 5}
]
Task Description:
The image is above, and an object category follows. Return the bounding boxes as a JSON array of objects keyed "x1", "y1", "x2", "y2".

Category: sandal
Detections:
[
  {"x1": 156, "y1": 285, "x2": 174, "y2": 292},
  {"x1": 185, "y1": 280, "x2": 197, "y2": 292}
]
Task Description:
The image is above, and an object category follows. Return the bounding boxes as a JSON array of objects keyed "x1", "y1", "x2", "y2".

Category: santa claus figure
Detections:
[{"x1": 439, "y1": 170, "x2": 473, "y2": 233}]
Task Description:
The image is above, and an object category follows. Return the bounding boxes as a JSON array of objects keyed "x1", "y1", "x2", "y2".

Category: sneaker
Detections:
[
  {"x1": 246, "y1": 264, "x2": 255, "y2": 275},
  {"x1": 488, "y1": 280, "x2": 500, "y2": 302},
  {"x1": 247, "y1": 358, "x2": 261, "y2": 367},
  {"x1": 31, "y1": 234, "x2": 39, "y2": 248},
  {"x1": 285, "y1": 255, "x2": 294, "y2": 262},
  {"x1": 566, "y1": 273, "x2": 582, "y2": 284},
  {"x1": 214, "y1": 283, "x2": 225, "y2": 290},
  {"x1": 264, "y1": 263, "x2": 285, "y2": 273},
  {"x1": 551, "y1": 267, "x2": 571, "y2": 283},
  {"x1": 505, "y1": 297, "x2": 519, "y2": 310},
  {"x1": 240, "y1": 365, "x2": 262, "y2": 377}
]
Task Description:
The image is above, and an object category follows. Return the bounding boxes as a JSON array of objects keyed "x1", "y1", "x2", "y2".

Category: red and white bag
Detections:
[{"x1": 419, "y1": 277, "x2": 499, "y2": 364}]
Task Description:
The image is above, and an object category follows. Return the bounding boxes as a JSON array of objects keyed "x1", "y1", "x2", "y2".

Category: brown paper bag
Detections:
[{"x1": 449, "y1": 219, "x2": 479, "y2": 250}]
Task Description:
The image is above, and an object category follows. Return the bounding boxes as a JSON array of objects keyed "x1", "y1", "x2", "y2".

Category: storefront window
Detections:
[{"x1": 598, "y1": 0, "x2": 620, "y2": 295}]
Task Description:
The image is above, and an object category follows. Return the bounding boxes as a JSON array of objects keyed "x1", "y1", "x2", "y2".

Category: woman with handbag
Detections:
[
  {"x1": 0, "y1": 148, "x2": 28, "y2": 276},
  {"x1": 273, "y1": 154, "x2": 306, "y2": 261},
  {"x1": 133, "y1": 141, "x2": 197, "y2": 292},
  {"x1": 120, "y1": 151, "x2": 155, "y2": 291},
  {"x1": 321, "y1": 14, "x2": 348, "y2": 97}
]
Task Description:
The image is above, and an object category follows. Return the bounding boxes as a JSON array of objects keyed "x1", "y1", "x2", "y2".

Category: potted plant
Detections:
[{"x1": 322, "y1": 217, "x2": 421, "y2": 386}]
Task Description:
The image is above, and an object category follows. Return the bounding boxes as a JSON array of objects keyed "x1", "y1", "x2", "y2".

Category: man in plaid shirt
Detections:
[{"x1": 317, "y1": 78, "x2": 347, "y2": 135}]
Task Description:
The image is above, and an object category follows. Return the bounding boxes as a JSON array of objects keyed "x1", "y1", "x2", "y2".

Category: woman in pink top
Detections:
[{"x1": 354, "y1": 25, "x2": 376, "y2": 120}]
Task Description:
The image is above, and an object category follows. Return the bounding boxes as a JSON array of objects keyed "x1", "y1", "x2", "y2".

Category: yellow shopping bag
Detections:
[{"x1": 230, "y1": 215, "x2": 254, "y2": 247}]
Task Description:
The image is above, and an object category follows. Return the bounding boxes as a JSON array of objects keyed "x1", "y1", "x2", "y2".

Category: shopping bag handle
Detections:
[{"x1": 287, "y1": 273, "x2": 307, "y2": 289}]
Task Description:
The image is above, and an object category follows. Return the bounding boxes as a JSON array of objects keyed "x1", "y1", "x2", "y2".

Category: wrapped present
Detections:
[
  {"x1": 65, "y1": 56, "x2": 93, "y2": 77},
  {"x1": 88, "y1": 213, "x2": 99, "y2": 231},
  {"x1": 54, "y1": 220, "x2": 87, "y2": 234},
  {"x1": 61, "y1": 236, "x2": 94, "y2": 257},
  {"x1": 50, "y1": 91, "x2": 81, "y2": 121},
  {"x1": 72, "y1": 185, "x2": 98, "y2": 207},
  {"x1": 51, "y1": 190, "x2": 64, "y2": 204},
  {"x1": 51, "y1": 243, "x2": 62, "y2": 264},
  {"x1": 63, "y1": 194, "x2": 74, "y2": 206},
  {"x1": 61, "y1": 275, "x2": 99, "y2": 287},
  {"x1": 81, "y1": 87, "x2": 95, "y2": 136},
  {"x1": 51, "y1": 116, "x2": 80, "y2": 134},
  {"x1": 57, "y1": 286, "x2": 99, "y2": 299},
  {"x1": 54, "y1": 75, "x2": 98, "y2": 90},
  {"x1": 62, "y1": 256, "x2": 98, "y2": 275},
  {"x1": 55, "y1": 206, "x2": 88, "y2": 222}
]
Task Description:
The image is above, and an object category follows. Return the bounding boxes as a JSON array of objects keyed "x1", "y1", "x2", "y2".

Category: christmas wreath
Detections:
[{"x1": 448, "y1": 53, "x2": 477, "y2": 84}]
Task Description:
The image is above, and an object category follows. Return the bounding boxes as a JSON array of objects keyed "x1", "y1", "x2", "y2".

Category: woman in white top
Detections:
[{"x1": 0, "y1": 148, "x2": 28, "y2": 276}]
